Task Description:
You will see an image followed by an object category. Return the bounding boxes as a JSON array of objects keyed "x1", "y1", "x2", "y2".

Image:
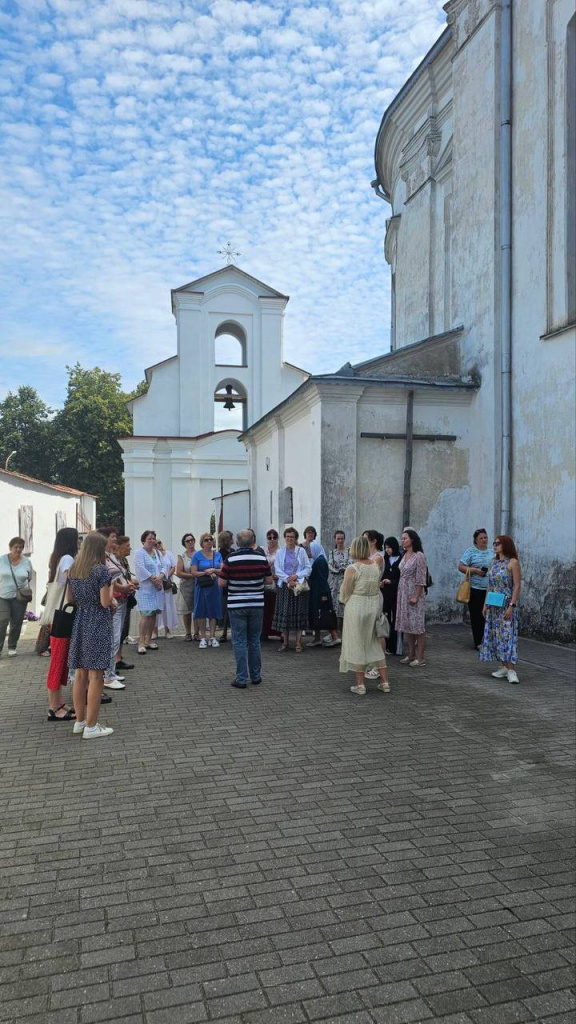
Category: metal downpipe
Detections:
[{"x1": 499, "y1": 0, "x2": 513, "y2": 534}]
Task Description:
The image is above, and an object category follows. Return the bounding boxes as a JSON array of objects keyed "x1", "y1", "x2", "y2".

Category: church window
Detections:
[
  {"x1": 214, "y1": 380, "x2": 247, "y2": 431},
  {"x1": 567, "y1": 14, "x2": 576, "y2": 321},
  {"x1": 280, "y1": 486, "x2": 293, "y2": 525},
  {"x1": 215, "y1": 321, "x2": 247, "y2": 366}
]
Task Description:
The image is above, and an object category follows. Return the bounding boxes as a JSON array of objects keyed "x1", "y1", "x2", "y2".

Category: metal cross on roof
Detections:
[{"x1": 218, "y1": 241, "x2": 241, "y2": 265}]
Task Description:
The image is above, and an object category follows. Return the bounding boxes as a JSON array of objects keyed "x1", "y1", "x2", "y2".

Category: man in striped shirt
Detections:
[{"x1": 219, "y1": 530, "x2": 273, "y2": 688}]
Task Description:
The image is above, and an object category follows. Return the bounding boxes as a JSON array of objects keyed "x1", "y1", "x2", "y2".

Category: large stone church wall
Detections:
[
  {"x1": 378, "y1": 0, "x2": 575, "y2": 639},
  {"x1": 507, "y1": 0, "x2": 575, "y2": 641}
]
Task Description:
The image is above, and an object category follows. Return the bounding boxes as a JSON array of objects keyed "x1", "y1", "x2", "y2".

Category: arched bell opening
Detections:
[
  {"x1": 215, "y1": 321, "x2": 247, "y2": 367},
  {"x1": 214, "y1": 379, "x2": 247, "y2": 431}
]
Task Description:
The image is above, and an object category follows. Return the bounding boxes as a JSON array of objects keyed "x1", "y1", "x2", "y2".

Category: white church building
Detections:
[
  {"x1": 240, "y1": 0, "x2": 575, "y2": 641},
  {"x1": 121, "y1": 0, "x2": 574, "y2": 641},
  {"x1": 119, "y1": 266, "x2": 308, "y2": 548}
]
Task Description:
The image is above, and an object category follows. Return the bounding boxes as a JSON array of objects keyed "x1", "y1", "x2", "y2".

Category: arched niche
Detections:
[
  {"x1": 214, "y1": 378, "x2": 247, "y2": 432},
  {"x1": 215, "y1": 321, "x2": 247, "y2": 367}
]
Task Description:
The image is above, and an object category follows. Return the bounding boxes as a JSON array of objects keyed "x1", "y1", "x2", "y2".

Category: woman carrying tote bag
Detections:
[{"x1": 41, "y1": 529, "x2": 80, "y2": 720}]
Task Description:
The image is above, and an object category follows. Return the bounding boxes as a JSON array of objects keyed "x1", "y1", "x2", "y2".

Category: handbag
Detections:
[
  {"x1": 50, "y1": 586, "x2": 76, "y2": 639},
  {"x1": 9, "y1": 562, "x2": 32, "y2": 603},
  {"x1": 317, "y1": 604, "x2": 337, "y2": 630},
  {"x1": 293, "y1": 579, "x2": 310, "y2": 596},
  {"x1": 162, "y1": 579, "x2": 173, "y2": 591},
  {"x1": 375, "y1": 612, "x2": 390, "y2": 639},
  {"x1": 485, "y1": 590, "x2": 506, "y2": 608},
  {"x1": 35, "y1": 622, "x2": 51, "y2": 655},
  {"x1": 197, "y1": 557, "x2": 216, "y2": 588},
  {"x1": 456, "y1": 569, "x2": 471, "y2": 604}
]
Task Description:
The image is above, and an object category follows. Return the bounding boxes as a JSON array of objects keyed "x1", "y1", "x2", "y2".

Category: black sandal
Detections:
[{"x1": 47, "y1": 704, "x2": 76, "y2": 722}]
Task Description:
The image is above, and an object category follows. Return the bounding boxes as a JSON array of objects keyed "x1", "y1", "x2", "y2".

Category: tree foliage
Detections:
[
  {"x1": 52, "y1": 365, "x2": 134, "y2": 528},
  {"x1": 0, "y1": 386, "x2": 54, "y2": 480},
  {"x1": 0, "y1": 366, "x2": 145, "y2": 530}
]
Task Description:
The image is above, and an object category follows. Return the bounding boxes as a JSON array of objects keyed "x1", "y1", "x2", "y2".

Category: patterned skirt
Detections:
[
  {"x1": 272, "y1": 586, "x2": 309, "y2": 631},
  {"x1": 480, "y1": 607, "x2": 518, "y2": 664}
]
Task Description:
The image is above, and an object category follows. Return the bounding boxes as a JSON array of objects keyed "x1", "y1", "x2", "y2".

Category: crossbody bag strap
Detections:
[{"x1": 9, "y1": 561, "x2": 29, "y2": 590}]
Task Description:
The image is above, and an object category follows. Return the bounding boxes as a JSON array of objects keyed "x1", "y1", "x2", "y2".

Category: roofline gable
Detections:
[{"x1": 171, "y1": 265, "x2": 289, "y2": 301}]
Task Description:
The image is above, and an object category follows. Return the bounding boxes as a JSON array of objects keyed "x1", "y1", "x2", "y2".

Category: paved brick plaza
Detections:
[{"x1": 0, "y1": 624, "x2": 574, "y2": 1024}]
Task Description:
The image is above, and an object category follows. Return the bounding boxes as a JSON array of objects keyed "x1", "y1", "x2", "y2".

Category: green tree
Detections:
[
  {"x1": 0, "y1": 386, "x2": 54, "y2": 480},
  {"x1": 53, "y1": 364, "x2": 134, "y2": 529}
]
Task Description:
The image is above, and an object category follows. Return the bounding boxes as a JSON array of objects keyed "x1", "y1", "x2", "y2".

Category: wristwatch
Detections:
[{"x1": 509, "y1": 602, "x2": 516, "y2": 607}]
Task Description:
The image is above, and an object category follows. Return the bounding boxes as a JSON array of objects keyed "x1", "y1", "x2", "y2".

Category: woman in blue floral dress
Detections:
[
  {"x1": 67, "y1": 531, "x2": 116, "y2": 739},
  {"x1": 480, "y1": 535, "x2": 522, "y2": 683}
]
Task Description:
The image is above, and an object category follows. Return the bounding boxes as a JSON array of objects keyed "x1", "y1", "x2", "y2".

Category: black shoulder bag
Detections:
[{"x1": 51, "y1": 583, "x2": 77, "y2": 639}]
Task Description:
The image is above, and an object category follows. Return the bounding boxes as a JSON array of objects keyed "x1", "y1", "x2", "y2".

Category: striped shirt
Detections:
[{"x1": 220, "y1": 548, "x2": 272, "y2": 609}]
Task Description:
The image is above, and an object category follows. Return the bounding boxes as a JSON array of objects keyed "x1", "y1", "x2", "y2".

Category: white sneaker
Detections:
[
  {"x1": 377, "y1": 682, "x2": 390, "y2": 692},
  {"x1": 409, "y1": 659, "x2": 426, "y2": 667},
  {"x1": 125, "y1": 636, "x2": 137, "y2": 645},
  {"x1": 364, "y1": 668, "x2": 379, "y2": 679},
  {"x1": 73, "y1": 720, "x2": 86, "y2": 734},
  {"x1": 7, "y1": 650, "x2": 16, "y2": 657},
  {"x1": 137, "y1": 645, "x2": 147, "y2": 655},
  {"x1": 350, "y1": 685, "x2": 366, "y2": 696},
  {"x1": 199, "y1": 638, "x2": 207, "y2": 649},
  {"x1": 83, "y1": 723, "x2": 114, "y2": 739},
  {"x1": 103, "y1": 679, "x2": 125, "y2": 690},
  {"x1": 210, "y1": 637, "x2": 220, "y2": 648},
  {"x1": 492, "y1": 667, "x2": 509, "y2": 678},
  {"x1": 104, "y1": 673, "x2": 125, "y2": 683},
  {"x1": 507, "y1": 669, "x2": 520, "y2": 684},
  {"x1": 399, "y1": 656, "x2": 411, "y2": 664}
]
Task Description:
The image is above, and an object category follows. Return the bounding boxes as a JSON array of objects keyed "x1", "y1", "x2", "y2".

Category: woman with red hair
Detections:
[{"x1": 480, "y1": 535, "x2": 522, "y2": 683}]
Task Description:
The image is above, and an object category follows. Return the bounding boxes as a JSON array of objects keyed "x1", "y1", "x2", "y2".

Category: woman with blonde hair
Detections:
[
  {"x1": 191, "y1": 533, "x2": 223, "y2": 648},
  {"x1": 66, "y1": 531, "x2": 117, "y2": 739},
  {"x1": 339, "y1": 535, "x2": 390, "y2": 696}
]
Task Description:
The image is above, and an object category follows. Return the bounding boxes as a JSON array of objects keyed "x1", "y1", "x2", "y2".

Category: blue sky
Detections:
[{"x1": 0, "y1": 0, "x2": 445, "y2": 407}]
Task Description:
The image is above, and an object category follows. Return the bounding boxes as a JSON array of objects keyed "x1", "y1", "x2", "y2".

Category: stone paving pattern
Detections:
[{"x1": 0, "y1": 623, "x2": 574, "y2": 1024}]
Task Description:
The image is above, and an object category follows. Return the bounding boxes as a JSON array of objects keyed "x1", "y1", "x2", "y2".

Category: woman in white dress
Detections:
[
  {"x1": 339, "y1": 535, "x2": 390, "y2": 697},
  {"x1": 154, "y1": 540, "x2": 178, "y2": 638}
]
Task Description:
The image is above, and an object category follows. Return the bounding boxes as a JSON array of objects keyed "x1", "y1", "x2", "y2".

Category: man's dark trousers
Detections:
[{"x1": 229, "y1": 607, "x2": 264, "y2": 683}]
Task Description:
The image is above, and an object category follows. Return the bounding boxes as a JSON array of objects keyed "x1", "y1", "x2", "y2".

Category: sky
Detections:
[{"x1": 0, "y1": 0, "x2": 446, "y2": 408}]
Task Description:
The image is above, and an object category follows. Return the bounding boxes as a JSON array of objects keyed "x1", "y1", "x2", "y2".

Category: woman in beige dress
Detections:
[{"x1": 339, "y1": 536, "x2": 391, "y2": 696}]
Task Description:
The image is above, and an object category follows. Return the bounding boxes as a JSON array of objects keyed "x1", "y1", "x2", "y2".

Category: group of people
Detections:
[{"x1": 0, "y1": 517, "x2": 523, "y2": 736}]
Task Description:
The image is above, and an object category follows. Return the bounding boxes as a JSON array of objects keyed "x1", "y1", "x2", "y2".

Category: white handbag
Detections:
[{"x1": 375, "y1": 612, "x2": 390, "y2": 639}]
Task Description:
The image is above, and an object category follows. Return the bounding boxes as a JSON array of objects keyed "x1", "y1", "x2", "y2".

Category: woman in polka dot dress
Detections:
[{"x1": 67, "y1": 532, "x2": 117, "y2": 740}]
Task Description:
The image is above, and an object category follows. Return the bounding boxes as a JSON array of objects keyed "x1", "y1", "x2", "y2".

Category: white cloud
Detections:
[{"x1": 0, "y1": 0, "x2": 446, "y2": 405}]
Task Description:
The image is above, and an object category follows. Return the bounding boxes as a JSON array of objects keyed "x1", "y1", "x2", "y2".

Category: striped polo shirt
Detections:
[{"x1": 220, "y1": 548, "x2": 271, "y2": 609}]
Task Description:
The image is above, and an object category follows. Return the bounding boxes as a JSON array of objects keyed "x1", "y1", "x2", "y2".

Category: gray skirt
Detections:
[{"x1": 177, "y1": 578, "x2": 196, "y2": 613}]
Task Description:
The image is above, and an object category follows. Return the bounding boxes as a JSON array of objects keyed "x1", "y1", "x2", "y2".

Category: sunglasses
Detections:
[{"x1": 267, "y1": 534, "x2": 278, "y2": 539}]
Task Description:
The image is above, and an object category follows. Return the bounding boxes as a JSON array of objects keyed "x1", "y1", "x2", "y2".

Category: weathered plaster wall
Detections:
[
  {"x1": 377, "y1": 0, "x2": 575, "y2": 639},
  {"x1": 509, "y1": 0, "x2": 576, "y2": 640},
  {"x1": 354, "y1": 390, "x2": 479, "y2": 621}
]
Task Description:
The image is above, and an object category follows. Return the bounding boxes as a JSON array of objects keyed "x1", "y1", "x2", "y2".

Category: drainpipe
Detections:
[{"x1": 499, "y1": 0, "x2": 513, "y2": 534}]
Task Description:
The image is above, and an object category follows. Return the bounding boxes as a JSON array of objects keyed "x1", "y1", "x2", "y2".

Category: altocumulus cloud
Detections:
[{"x1": 0, "y1": 0, "x2": 445, "y2": 404}]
